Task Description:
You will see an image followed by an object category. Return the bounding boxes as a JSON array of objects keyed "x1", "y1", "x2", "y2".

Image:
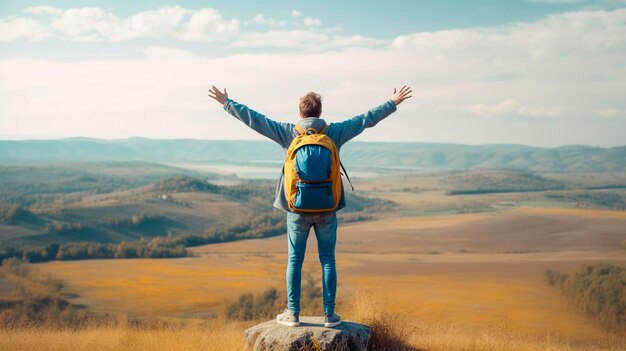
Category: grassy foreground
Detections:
[{"x1": 1, "y1": 290, "x2": 624, "y2": 351}]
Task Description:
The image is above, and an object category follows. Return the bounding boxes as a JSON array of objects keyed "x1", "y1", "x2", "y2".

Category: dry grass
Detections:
[
  {"x1": 342, "y1": 290, "x2": 625, "y2": 351},
  {"x1": 342, "y1": 289, "x2": 419, "y2": 350},
  {"x1": 30, "y1": 209, "x2": 626, "y2": 346},
  {"x1": 0, "y1": 316, "x2": 250, "y2": 351},
  {"x1": 343, "y1": 275, "x2": 610, "y2": 343},
  {"x1": 19, "y1": 208, "x2": 626, "y2": 350},
  {"x1": 36, "y1": 254, "x2": 287, "y2": 316},
  {"x1": 1, "y1": 290, "x2": 624, "y2": 351}
]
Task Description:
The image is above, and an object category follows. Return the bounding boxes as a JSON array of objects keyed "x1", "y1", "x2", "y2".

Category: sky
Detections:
[{"x1": 1, "y1": 0, "x2": 625, "y2": 147}]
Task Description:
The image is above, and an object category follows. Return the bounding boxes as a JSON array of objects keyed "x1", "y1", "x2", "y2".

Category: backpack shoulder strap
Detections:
[
  {"x1": 294, "y1": 125, "x2": 306, "y2": 135},
  {"x1": 295, "y1": 124, "x2": 328, "y2": 136},
  {"x1": 340, "y1": 161, "x2": 355, "y2": 191}
]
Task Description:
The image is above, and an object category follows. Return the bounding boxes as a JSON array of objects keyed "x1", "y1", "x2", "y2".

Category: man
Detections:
[{"x1": 208, "y1": 85, "x2": 412, "y2": 327}]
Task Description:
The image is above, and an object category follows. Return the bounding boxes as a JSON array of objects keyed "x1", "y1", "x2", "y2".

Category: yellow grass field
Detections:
[
  {"x1": 19, "y1": 206, "x2": 624, "y2": 350},
  {"x1": 4, "y1": 301, "x2": 620, "y2": 351},
  {"x1": 36, "y1": 254, "x2": 286, "y2": 316},
  {"x1": 0, "y1": 318, "x2": 252, "y2": 351}
]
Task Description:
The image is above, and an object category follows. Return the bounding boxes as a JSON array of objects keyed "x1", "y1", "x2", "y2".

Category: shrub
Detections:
[{"x1": 544, "y1": 264, "x2": 625, "y2": 332}]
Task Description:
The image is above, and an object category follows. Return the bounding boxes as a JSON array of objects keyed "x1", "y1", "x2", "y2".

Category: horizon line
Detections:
[{"x1": 0, "y1": 135, "x2": 621, "y2": 149}]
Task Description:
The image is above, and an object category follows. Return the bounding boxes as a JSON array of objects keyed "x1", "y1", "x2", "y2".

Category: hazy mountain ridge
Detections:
[{"x1": 1, "y1": 138, "x2": 624, "y2": 172}]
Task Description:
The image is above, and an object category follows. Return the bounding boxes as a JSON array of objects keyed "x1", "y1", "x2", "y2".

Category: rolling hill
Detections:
[
  {"x1": 1, "y1": 137, "x2": 625, "y2": 172},
  {"x1": 0, "y1": 162, "x2": 393, "y2": 248}
]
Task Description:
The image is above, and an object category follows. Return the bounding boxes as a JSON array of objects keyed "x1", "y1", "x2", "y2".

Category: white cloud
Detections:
[
  {"x1": 232, "y1": 30, "x2": 387, "y2": 50},
  {"x1": 247, "y1": 14, "x2": 286, "y2": 28},
  {"x1": 596, "y1": 108, "x2": 624, "y2": 118},
  {"x1": 0, "y1": 5, "x2": 379, "y2": 50},
  {"x1": 143, "y1": 46, "x2": 193, "y2": 59},
  {"x1": 0, "y1": 17, "x2": 51, "y2": 41},
  {"x1": 328, "y1": 35, "x2": 387, "y2": 48},
  {"x1": 292, "y1": 10, "x2": 301, "y2": 17},
  {"x1": 391, "y1": 8, "x2": 626, "y2": 60},
  {"x1": 127, "y1": 6, "x2": 189, "y2": 39},
  {"x1": 1, "y1": 8, "x2": 625, "y2": 146},
  {"x1": 50, "y1": 7, "x2": 118, "y2": 40},
  {"x1": 0, "y1": 6, "x2": 239, "y2": 42},
  {"x1": 178, "y1": 8, "x2": 239, "y2": 41},
  {"x1": 456, "y1": 99, "x2": 565, "y2": 118},
  {"x1": 303, "y1": 17, "x2": 322, "y2": 27},
  {"x1": 324, "y1": 26, "x2": 343, "y2": 33},
  {"x1": 232, "y1": 30, "x2": 328, "y2": 49},
  {"x1": 24, "y1": 6, "x2": 63, "y2": 16}
]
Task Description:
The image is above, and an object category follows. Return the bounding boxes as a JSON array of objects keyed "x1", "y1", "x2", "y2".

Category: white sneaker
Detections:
[
  {"x1": 276, "y1": 309, "x2": 300, "y2": 327},
  {"x1": 324, "y1": 312, "x2": 342, "y2": 328}
]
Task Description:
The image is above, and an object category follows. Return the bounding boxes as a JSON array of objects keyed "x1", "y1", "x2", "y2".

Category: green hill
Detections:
[
  {"x1": 1, "y1": 138, "x2": 624, "y2": 172},
  {"x1": 0, "y1": 163, "x2": 390, "y2": 249}
]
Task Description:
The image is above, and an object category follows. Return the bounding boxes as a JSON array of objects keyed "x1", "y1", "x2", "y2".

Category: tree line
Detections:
[
  {"x1": 1, "y1": 204, "x2": 380, "y2": 265},
  {"x1": 445, "y1": 170, "x2": 567, "y2": 195},
  {"x1": 544, "y1": 191, "x2": 626, "y2": 210},
  {"x1": 0, "y1": 237, "x2": 188, "y2": 263},
  {"x1": 172, "y1": 212, "x2": 286, "y2": 248},
  {"x1": 1, "y1": 175, "x2": 386, "y2": 264},
  {"x1": 0, "y1": 209, "x2": 286, "y2": 264},
  {"x1": 0, "y1": 204, "x2": 36, "y2": 224},
  {"x1": 544, "y1": 264, "x2": 625, "y2": 332}
]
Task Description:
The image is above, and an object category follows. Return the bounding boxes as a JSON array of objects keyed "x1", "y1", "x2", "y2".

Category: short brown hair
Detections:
[{"x1": 299, "y1": 92, "x2": 322, "y2": 118}]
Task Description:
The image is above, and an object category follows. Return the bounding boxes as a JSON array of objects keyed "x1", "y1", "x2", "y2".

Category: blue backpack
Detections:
[{"x1": 283, "y1": 125, "x2": 353, "y2": 212}]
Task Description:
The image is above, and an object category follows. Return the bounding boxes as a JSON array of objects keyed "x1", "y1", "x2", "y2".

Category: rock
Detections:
[{"x1": 244, "y1": 316, "x2": 371, "y2": 351}]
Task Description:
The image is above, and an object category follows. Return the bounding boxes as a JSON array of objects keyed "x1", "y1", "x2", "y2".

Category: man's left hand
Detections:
[{"x1": 208, "y1": 86, "x2": 228, "y2": 104}]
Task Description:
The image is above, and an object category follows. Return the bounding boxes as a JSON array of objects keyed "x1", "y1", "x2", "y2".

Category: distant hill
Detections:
[
  {"x1": 0, "y1": 162, "x2": 391, "y2": 247},
  {"x1": 1, "y1": 137, "x2": 624, "y2": 172},
  {"x1": 0, "y1": 163, "x2": 237, "y2": 247}
]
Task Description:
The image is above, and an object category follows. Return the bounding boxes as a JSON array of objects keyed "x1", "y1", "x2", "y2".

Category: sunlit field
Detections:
[
  {"x1": 1, "y1": 288, "x2": 623, "y2": 351},
  {"x1": 19, "y1": 206, "x2": 624, "y2": 350},
  {"x1": 35, "y1": 254, "x2": 286, "y2": 317}
]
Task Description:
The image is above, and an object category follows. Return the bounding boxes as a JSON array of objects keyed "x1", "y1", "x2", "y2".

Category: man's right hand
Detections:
[
  {"x1": 208, "y1": 86, "x2": 228, "y2": 104},
  {"x1": 391, "y1": 86, "x2": 412, "y2": 106}
]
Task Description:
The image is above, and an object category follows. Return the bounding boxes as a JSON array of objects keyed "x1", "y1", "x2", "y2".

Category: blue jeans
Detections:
[{"x1": 286, "y1": 211, "x2": 337, "y2": 315}]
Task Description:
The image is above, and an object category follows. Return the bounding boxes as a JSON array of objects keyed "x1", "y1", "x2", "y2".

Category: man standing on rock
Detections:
[{"x1": 208, "y1": 86, "x2": 412, "y2": 327}]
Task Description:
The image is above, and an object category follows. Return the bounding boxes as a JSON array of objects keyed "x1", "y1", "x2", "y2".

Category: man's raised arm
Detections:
[
  {"x1": 208, "y1": 86, "x2": 294, "y2": 147},
  {"x1": 329, "y1": 86, "x2": 412, "y2": 147}
]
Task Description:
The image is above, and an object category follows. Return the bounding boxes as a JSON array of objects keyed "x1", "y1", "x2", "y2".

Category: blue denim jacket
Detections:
[{"x1": 222, "y1": 98, "x2": 397, "y2": 213}]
